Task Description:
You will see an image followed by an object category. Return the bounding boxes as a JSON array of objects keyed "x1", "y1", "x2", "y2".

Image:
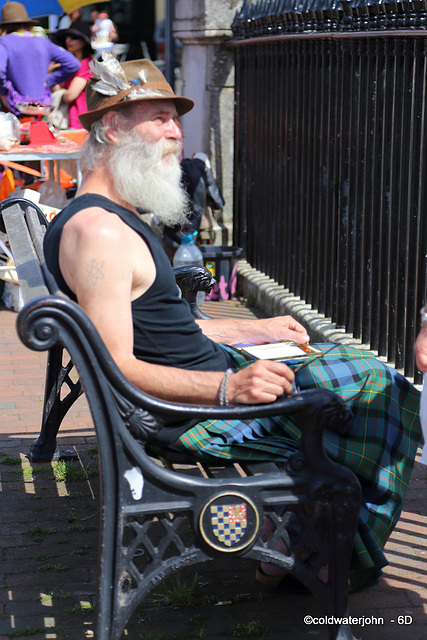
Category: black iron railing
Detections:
[{"x1": 231, "y1": 0, "x2": 427, "y2": 381}]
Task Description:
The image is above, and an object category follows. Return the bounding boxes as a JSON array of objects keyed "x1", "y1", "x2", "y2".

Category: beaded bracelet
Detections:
[{"x1": 219, "y1": 368, "x2": 234, "y2": 406}]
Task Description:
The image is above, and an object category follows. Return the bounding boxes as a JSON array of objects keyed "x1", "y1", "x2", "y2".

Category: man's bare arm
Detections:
[
  {"x1": 58, "y1": 209, "x2": 295, "y2": 404},
  {"x1": 196, "y1": 316, "x2": 310, "y2": 346}
]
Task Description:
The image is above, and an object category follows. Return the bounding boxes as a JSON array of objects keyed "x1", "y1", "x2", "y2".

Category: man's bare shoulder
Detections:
[
  {"x1": 62, "y1": 205, "x2": 146, "y2": 264},
  {"x1": 59, "y1": 202, "x2": 153, "y2": 297},
  {"x1": 59, "y1": 205, "x2": 141, "y2": 298},
  {"x1": 63, "y1": 206, "x2": 129, "y2": 241}
]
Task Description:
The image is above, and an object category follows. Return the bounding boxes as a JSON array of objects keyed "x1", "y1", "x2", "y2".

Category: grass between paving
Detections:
[{"x1": 0, "y1": 449, "x2": 291, "y2": 640}]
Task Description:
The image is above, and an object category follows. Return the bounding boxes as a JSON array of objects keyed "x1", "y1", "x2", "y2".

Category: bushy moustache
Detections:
[
  {"x1": 160, "y1": 139, "x2": 182, "y2": 157},
  {"x1": 108, "y1": 131, "x2": 190, "y2": 226}
]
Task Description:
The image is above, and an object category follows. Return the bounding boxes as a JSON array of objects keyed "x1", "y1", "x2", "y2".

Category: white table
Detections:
[{"x1": 0, "y1": 140, "x2": 83, "y2": 187}]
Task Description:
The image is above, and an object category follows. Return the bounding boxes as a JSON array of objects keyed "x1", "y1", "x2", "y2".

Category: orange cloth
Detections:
[
  {"x1": 59, "y1": 129, "x2": 88, "y2": 146},
  {"x1": 0, "y1": 168, "x2": 15, "y2": 200},
  {"x1": 45, "y1": 130, "x2": 86, "y2": 190},
  {"x1": 42, "y1": 160, "x2": 76, "y2": 190},
  {"x1": 19, "y1": 116, "x2": 36, "y2": 124}
]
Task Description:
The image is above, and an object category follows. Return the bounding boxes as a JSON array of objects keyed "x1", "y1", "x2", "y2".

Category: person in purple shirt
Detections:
[{"x1": 0, "y1": 2, "x2": 80, "y2": 116}]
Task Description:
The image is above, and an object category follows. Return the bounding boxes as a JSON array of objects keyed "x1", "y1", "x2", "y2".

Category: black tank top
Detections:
[{"x1": 43, "y1": 194, "x2": 230, "y2": 373}]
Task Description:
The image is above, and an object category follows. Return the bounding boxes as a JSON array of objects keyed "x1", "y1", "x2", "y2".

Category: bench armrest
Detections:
[
  {"x1": 173, "y1": 264, "x2": 216, "y2": 319},
  {"x1": 17, "y1": 295, "x2": 352, "y2": 447}
]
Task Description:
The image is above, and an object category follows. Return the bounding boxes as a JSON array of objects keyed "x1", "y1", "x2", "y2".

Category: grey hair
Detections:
[{"x1": 80, "y1": 106, "x2": 137, "y2": 172}]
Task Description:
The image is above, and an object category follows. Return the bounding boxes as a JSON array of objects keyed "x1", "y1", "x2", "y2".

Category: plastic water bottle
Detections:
[{"x1": 173, "y1": 232, "x2": 205, "y2": 305}]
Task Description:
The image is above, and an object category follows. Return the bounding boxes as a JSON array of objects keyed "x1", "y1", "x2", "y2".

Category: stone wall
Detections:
[
  {"x1": 237, "y1": 261, "x2": 371, "y2": 350},
  {"x1": 236, "y1": 260, "x2": 416, "y2": 382},
  {"x1": 174, "y1": 0, "x2": 242, "y2": 244}
]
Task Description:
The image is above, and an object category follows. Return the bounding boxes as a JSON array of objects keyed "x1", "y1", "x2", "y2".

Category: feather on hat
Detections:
[{"x1": 78, "y1": 52, "x2": 194, "y2": 130}]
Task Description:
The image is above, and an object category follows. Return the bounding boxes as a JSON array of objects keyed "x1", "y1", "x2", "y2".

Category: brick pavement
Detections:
[{"x1": 0, "y1": 299, "x2": 426, "y2": 639}]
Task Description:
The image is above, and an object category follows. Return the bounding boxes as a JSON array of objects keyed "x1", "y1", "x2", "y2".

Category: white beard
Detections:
[{"x1": 108, "y1": 131, "x2": 190, "y2": 227}]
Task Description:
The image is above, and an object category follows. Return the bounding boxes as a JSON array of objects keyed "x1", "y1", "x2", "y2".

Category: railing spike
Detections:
[{"x1": 231, "y1": 0, "x2": 249, "y2": 28}]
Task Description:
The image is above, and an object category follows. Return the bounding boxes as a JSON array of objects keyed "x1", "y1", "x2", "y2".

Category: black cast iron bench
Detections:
[{"x1": 0, "y1": 197, "x2": 362, "y2": 640}]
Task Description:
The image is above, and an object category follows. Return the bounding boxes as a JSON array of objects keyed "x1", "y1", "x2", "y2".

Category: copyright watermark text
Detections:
[{"x1": 304, "y1": 615, "x2": 413, "y2": 627}]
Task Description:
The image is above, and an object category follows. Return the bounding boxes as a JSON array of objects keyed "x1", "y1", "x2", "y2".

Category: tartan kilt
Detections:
[{"x1": 152, "y1": 344, "x2": 421, "y2": 592}]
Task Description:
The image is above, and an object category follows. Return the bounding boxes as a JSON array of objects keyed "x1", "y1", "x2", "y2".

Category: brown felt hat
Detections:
[
  {"x1": 0, "y1": 2, "x2": 37, "y2": 26},
  {"x1": 79, "y1": 57, "x2": 194, "y2": 130}
]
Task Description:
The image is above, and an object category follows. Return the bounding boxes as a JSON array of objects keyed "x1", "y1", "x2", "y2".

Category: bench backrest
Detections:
[
  {"x1": 0, "y1": 197, "x2": 214, "y2": 319},
  {"x1": 0, "y1": 198, "x2": 64, "y2": 303}
]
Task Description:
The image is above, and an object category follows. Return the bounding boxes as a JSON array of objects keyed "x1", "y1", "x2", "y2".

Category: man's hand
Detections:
[
  {"x1": 252, "y1": 316, "x2": 310, "y2": 344},
  {"x1": 228, "y1": 359, "x2": 295, "y2": 404},
  {"x1": 198, "y1": 314, "x2": 309, "y2": 346},
  {"x1": 415, "y1": 325, "x2": 427, "y2": 372}
]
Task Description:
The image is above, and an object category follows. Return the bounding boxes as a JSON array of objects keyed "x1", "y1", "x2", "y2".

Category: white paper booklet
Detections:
[{"x1": 231, "y1": 341, "x2": 323, "y2": 362}]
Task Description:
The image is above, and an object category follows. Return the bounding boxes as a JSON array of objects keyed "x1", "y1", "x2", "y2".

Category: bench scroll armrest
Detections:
[
  {"x1": 173, "y1": 265, "x2": 216, "y2": 319},
  {"x1": 17, "y1": 295, "x2": 353, "y2": 478}
]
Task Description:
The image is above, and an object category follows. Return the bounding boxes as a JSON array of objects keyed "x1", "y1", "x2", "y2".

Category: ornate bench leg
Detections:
[
  {"x1": 321, "y1": 490, "x2": 361, "y2": 640},
  {"x1": 29, "y1": 345, "x2": 83, "y2": 462}
]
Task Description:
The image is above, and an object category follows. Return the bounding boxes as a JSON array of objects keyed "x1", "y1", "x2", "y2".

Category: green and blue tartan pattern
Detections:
[{"x1": 151, "y1": 344, "x2": 421, "y2": 591}]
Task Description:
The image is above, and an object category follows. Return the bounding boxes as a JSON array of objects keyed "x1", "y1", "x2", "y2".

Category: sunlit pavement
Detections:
[{"x1": 0, "y1": 300, "x2": 426, "y2": 639}]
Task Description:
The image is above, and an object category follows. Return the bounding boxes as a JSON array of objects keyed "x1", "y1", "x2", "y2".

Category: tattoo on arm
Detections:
[{"x1": 85, "y1": 259, "x2": 105, "y2": 286}]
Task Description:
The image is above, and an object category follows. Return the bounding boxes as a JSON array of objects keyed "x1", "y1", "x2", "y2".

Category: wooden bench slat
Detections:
[
  {"x1": 25, "y1": 206, "x2": 64, "y2": 297},
  {"x1": 2, "y1": 204, "x2": 50, "y2": 303},
  {"x1": 25, "y1": 205, "x2": 46, "y2": 265},
  {"x1": 242, "y1": 461, "x2": 284, "y2": 476}
]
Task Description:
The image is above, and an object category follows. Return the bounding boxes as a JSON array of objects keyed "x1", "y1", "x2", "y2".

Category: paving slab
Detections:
[{"x1": 0, "y1": 300, "x2": 426, "y2": 640}]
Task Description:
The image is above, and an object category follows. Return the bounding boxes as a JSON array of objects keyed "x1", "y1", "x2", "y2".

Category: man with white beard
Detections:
[
  {"x1": 43, "y1": 55, "x2": 421, "y2": 594},
  {"x1": 44, "y1": 54, "x2": 303, "y2": 406}
]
